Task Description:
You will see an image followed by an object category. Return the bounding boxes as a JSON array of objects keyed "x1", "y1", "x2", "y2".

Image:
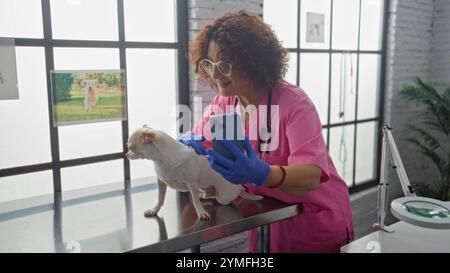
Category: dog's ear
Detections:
[
  {"x1": 80, "y1": 80, "x2": 86, "y2": 88},
  {"x1": 140, "y1": 131, "x2": 156, "y2": 144}
]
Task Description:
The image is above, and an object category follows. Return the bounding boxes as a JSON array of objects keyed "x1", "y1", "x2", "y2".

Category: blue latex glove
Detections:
[
  {"x1": 206, "y1": 137, "x2": 270, "y2": 186},
  {"x1": 178, "y1": 131, "x2": 207, "y2": 156}
]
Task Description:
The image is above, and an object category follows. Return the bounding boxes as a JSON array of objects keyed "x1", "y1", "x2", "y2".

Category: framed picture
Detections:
[
  {"x1": 0, "y1": 38, "x2": 19, "y2": 100},
  {"x1": 306, "y1": 12, "x2": 325, "y2": 43},
  {"x1": 50, "y1": 70, "x2": 127, "y2": 126}
]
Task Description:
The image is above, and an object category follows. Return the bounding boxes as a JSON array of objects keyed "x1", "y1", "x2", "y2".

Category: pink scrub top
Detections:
[{"x1": 193, "y1": 80, "x2": 354, "y2": 252}]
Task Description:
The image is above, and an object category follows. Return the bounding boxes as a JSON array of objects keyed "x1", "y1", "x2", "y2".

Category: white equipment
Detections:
[{"x1": 373, "y1": 125, "x2": 450, "y2": 232}]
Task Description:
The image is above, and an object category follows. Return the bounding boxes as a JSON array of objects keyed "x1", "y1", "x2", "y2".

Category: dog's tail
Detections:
[{"x1": 239, "y1": 188, "x2": 263, "y2": 201}]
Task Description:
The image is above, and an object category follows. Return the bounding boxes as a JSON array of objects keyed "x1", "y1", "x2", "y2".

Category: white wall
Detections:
[
  {"x1": 431, "y1": 0, "x2": 450, "y2": 90},
  {"x1": 384, "y1": 0, "x2": 438, "y2": 196}
]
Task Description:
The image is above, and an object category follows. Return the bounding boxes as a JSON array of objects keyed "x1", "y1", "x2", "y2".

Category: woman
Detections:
[{"x1": 179, "y1": 10, "x2": 354, "y2": 252}]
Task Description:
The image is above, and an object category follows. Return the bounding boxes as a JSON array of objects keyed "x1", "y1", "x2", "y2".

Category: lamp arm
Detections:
[
  {"x1": 384, "y1": 127, "x2": 416, "y2": 197},
  {"x1": 374, "y1": 125, "x2": 416, "y2": 232},
  {"x1": 375, "y1": 125, "x2": 388, "y2": 230}
]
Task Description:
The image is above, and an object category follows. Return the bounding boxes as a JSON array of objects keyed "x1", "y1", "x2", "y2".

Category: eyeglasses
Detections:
[{"x1": 200, "y1": 59, "x2": 233, "y2": 77}]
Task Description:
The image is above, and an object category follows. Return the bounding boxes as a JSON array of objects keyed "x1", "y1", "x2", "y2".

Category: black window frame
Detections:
[
  {"x1": 0, "y1": 0, "x2": 189, "y2": 193},
  {"x1": 264, "y1": 0, "x2": 390, "y2": 193}
]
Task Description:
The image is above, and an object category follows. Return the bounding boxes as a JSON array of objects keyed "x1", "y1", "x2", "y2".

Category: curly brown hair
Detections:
[{"x1": 189, "y1": 10, "x2": 289, "y2": 90}]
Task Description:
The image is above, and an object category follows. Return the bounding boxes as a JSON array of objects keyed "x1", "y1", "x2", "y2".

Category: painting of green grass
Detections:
[{"x1": 51, "y1": 70, "x2": 127, "y2": 126}]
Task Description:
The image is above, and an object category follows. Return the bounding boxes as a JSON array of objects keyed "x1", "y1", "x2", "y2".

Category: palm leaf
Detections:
[
  {"x1": 406, "y1": 138, "x2": 445, "y2": 177},
  {"x1": 401, "y1": 77, "x2": 450, "y2": 200},
  {"x1": 401, "y1": 78, "x2": 450, "y2": 128},
  {"x1": 401, "y1": 88, "x2": 450, "y2": 134},
  {"x1": 401, "y1": 86, "x2": 436, "y2": 107},
  {"x1": 401, "y1": 78, "x2": 439, "y2": 104},
  {"x1": 422, "y1": 116, "x2": 449, "y2": 135},
  {"x1": 429, "y1": 107, "x2": 450, "y2": 135},
  {"x1": 443, "y1": 87, "x2": 450, "y2": 106},
  {"x1": 405, "y1": 124, "x2": 446, "y2": 153},
  {"x1": 444, "y1": 154, "x2": 450, "y2": 181},
  {"x1": 416, "y1": 77, "x2": 448, "y2": 106}
]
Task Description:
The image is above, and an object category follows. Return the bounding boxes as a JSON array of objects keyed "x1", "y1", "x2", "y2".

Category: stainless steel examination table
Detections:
[{"x1": 0, "y1": 179, "x2": 302, "y2": 253}]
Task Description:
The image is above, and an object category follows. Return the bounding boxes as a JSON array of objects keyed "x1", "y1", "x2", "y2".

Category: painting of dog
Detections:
[
  {"x1": 81, "y1": 79, "x2": 99, "y2": 112},
  {"x1": 51, "y1": 70, "x2": 126, "y2": 126}
]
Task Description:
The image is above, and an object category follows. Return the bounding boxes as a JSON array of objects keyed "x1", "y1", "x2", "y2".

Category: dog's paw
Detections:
[
  {"x1": 197, "y1": 210, "x2": 210, "y2": 221},
  {"x1": 144, "y1": 208, "x2": 159, "y2": 218}
]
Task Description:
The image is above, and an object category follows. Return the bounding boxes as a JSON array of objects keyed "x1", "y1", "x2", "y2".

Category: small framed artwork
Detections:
[
  {"x1": 50, "y1": 70, "x2": 127, "y2": 126},
  {"x1": 306, "y1": 12, "x2": 325, "y2": 43},
  {"x1": 0, "y1": 38, "x2": 19, "y2": 100}
]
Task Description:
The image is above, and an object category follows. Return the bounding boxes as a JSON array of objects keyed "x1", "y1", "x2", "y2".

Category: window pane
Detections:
[
  {"x1": 58, "y1": 122, "x2": 123, "y2": 160},
  {"x1": 330, "y1": 53, "x2": 357, "y2": 124},
  {"x1": 263, "y1": 0, "x2": 298, "y2": 48},
  {"x1": 329, "y1": 125, "x2": 354, "y2": 187},
  {"x1": 53, "y1": 48, "x2": 122, "y2": 160},
  {"x1": 299, "y1": 53, "x2": 329, "y2": 125},
  {"x1": 0, "y1": 47, "x2": 51, "y2": 169},
  {"x1": 360, "y1": 0, "x2": 384, "y2": 51},
  {"x1": 284, "y1": 52, "x2": 297, "y2": 85},
  {"x1": 53, "y1": 48, "x2": 120, "y2": 70},
  {"x1": 332, "y1": 0, "x2": 359, "y2": 50},
  {"x1": 322, "y1": 128, "x2": 328, "y2": 147},
  {"x1": 300, "y1": 0, "x2": 331, "y2": 49},
  {"x1": 61, "y1": 159, "x2": 123, "y2": 192},
  {"x1": 358, "y1": 54, "x2": 380, "y2": 120},
  {"x1": 50, "y1": 0, "x2": 118, "y2": 41},
  {"x1": 355, "y1": 122, "x2": 378, "y2": 184},
  {"x1": 0, "y1": 171, "x2": 53, "y2": 203},
  {"x1": 126, "y1": 49, "x2": 177, "y2": 180},
  {"x1": 124, "y1": 0, "x2": 175, "y2": 42},
  {"x1": 0, "y1": 0, "x2": 43, "y2": 38}
]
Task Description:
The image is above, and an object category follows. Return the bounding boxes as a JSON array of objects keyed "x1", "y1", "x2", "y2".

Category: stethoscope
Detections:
[{"x1": 233, "y1": 89, "x2": 273, "y2": 163}]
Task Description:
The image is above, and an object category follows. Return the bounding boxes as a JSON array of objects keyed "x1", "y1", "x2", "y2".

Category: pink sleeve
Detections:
[{"x1": 286, "y1": 101, "x2": 330, "y2": 183}]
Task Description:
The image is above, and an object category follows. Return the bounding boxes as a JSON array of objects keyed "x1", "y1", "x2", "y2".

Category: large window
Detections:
[
  {"x1": 264, "y1": 0, "x2": 387, "y2": 190},
  {"x1": 0, "y1": 0, "x2": 188, "y2": 202}
]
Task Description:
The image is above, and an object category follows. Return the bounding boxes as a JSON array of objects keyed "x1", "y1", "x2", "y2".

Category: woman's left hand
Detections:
[{"x1": 206, "y1": 137, "x2": 270, "y2": 186}]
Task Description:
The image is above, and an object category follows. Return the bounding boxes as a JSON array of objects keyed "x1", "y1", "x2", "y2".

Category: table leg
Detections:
[
  {"x1": 191, "y1": 245, "x2": 200, "y2": 253},
  {"x1": 257, "y1": 224, "x2": 270, "y2": 253}
]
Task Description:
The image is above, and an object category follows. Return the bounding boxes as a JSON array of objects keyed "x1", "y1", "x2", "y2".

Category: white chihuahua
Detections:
[{"x1": 126, "y1": 126, "x2": 262, "y2": 220}]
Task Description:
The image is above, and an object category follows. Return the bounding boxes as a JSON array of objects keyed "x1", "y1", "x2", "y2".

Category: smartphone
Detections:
[{"x1": 209, "y1": 113, "x2": 245, "y2": 161}]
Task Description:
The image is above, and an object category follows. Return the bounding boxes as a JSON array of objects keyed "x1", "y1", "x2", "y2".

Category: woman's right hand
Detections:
[{"x1": 177, "y1": 131, "x2": 207, "y2": 156}]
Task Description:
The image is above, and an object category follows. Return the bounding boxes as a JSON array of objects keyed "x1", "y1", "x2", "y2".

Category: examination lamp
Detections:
[{"x1": 373, "y1": 125, "x2": 450, "y2": 232}]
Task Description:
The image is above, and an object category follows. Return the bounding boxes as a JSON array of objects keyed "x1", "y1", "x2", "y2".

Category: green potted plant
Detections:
[{"x1": 400, "y1": 77, "x2": 450, "y2": 201}]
